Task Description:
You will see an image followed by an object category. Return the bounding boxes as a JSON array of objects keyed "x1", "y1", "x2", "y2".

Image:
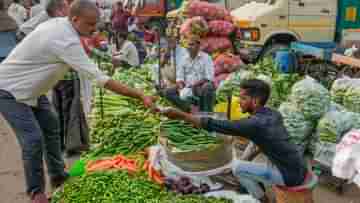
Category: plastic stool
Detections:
[{"x1": 272, "y1": 172, "x2": 318, "y2": 203}]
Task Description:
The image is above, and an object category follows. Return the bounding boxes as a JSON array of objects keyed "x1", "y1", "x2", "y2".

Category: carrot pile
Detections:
[{"x1": 86, "y1": 154, "x2": 138, "y2": 173}]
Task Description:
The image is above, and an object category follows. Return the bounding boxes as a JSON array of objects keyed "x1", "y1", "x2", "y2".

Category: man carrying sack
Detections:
[
  {"x1": 160, "y1": 79, "x2": 307, "y2": 201},
  {"x1": 0, "y1": 1, "x2": 156, "y2": 202}
]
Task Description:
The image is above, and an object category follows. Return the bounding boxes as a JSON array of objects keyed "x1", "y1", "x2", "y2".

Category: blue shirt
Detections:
[
  {"x1": 0, "y1": 31, "x2": 17, "y2": 59},
  {"x1": 201, "y1": 107, "x2": 307, "y2": 186}
]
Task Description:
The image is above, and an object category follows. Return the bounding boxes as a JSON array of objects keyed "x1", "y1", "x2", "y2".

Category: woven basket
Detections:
[{"x1": 273, "y1": 186, "x2": 314, "y2": 203}]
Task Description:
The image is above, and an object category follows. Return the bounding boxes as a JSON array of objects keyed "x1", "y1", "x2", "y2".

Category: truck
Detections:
[{"x1": 231, "y1": 0, "x2": 360, "y2": 62}]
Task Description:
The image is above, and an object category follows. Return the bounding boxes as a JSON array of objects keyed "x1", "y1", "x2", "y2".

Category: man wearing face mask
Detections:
[{"x1": 0, "y1": 0, "x2": 156, "y2": 202}]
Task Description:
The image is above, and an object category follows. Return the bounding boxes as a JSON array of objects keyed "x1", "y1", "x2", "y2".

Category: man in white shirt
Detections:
[
  {"x1": 159, "y1": 36, "x2": 187, "y2": 86},
  {"x1": 113, "y1": 31, "x2": 139, "y2": 67},
  {"x1": 20, "y1": 0, "x2": 67, "y2": 36},
  {"x1": 7, "y1": 0, "x2": 27, "y2": 25},
  {"x1": 162, "y1": 37, "x2": 215, "y2": 112},
  {"x1": 30, "y1": 0, "x2": 43, "y2": 18},
  {"x1": 0, "y1": 0, "x2": 156, "y2": 202}
]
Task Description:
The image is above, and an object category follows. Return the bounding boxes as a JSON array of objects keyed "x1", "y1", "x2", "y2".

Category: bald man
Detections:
[{"x1": 0, "y1": 0, "x2": 156, "y2": 202}]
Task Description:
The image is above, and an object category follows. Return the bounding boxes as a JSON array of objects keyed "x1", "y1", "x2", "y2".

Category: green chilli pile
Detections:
[
  {"x1": 162, "y1": 120, "x2": 222, "y2": 152},
  {"x1": 51, "y1": 171, "x2": 231, "y2": 203},
  {"x1": 87, "y1": 110, "x2": 160, "y2": 159}
]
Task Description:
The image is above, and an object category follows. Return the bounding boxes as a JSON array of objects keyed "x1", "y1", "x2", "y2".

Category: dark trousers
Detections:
[
  {"x1": 0, "y1": 90, "x2": 66, "y2": 195},
  {"x1": 52, "y1": 79, "x2": 89, "y2": 154},
  {"x1": 163, "y1": 82, "x2": 215, "y2": 112}
]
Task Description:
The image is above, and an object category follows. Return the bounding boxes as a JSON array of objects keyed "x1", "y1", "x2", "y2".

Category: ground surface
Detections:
[{"x1": 1, "y1": 114, "x2": 359, "y2": 203}]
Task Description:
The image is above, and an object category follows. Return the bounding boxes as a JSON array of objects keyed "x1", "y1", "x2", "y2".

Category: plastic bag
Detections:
[
  {"x1": 186, "y1": 1, "x2": 232, "y2": 21},
  {"x1": 279, "y1": 102, "x2": 314, "y2": 155},
  {"x1": 179, "y1": 87, "x2": 193, "y2": 100},
  {"x1": 314, "y1": 141, "x2": 337, "y2": 167},
  {"x1": 289, "y1": 76, "x2": 331, "y2": 121},
  {"x1": 332, "y1": 129, "x2": 360, "y2": 184},
  {"x1": 208, "y1": 20, "x2": 235, "y2": 36},
  {"x1": 205, "y1": 191, "x2": 260, "y2": 203},
  {"x1": 214, "y1": 53, "x2": 243, "y2": 76},
  {"x1": 150, "y1": 146, "x2": 229, "y2": 190},
  {"x1": 330, "y1": 77, "x2": 353, "y2": 105},
  {"x1": 201, "y1": 37, "x2": 232, "y2": 53},
  {"x1": 180, "y1": 16, "x2": 208, "y2": 38}
]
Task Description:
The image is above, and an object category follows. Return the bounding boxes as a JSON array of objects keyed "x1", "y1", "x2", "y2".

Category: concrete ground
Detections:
[{"x1": 1, "y1": 114, "x2": 359, "y2": 203}]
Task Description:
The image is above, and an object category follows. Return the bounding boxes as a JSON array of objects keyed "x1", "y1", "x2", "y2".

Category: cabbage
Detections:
[
  {"x1": 216, "y1": 69, "x2": 255, "y2": 103},
  {"x1": 279, "y1": 102, "x2": 314, "y2": 155},
  {"x1": 289, "y1": 76, "x2": 331, "y2": 121},
  {"x1": 344, "y1": 85, "x2": 360, "y2": 113},
  {"x1": 330, "y1": 77, "x2": 353, "y2": 105},
  {"x1": 317, "y1": 110, "x2": 356, "y2": 143}
]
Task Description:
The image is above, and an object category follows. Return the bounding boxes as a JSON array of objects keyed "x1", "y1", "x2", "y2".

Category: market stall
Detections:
[{"x1": 50, "y1": 1, "x2": 360, "y2": 203}]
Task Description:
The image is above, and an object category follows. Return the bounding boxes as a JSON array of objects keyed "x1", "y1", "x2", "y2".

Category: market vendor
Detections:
[
  {"x1": 161, "y1": 79, "x2": 307, "y2": 201},
  {"x1": 0, "y1": 0, "x2": 156, "y2": 202},
  {"x1": 159, "y1": 35, "x2": 187, "y2": 87},
  {"x1": 161, "y1": 37, "x2": 215, "y2": 112},
  {"x1": 112, "y1": 30, "x2": 140, "y2": 68}
]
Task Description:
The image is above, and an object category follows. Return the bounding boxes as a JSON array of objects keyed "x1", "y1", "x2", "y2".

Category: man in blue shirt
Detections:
[
  {"x1": 0, "y1": 0, "x2": 18, "y2": 62},
  {"x1": 161, "y1": 79, "x2": 307, "y2": 200}
]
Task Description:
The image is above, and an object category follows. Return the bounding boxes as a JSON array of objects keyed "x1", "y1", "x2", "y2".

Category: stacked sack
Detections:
[
  {"x1": 279, "y1": 76, "x2": 331, "y2": 157},
  {"x1": 174, "y1": 0, "x2": 243, "y2": 86}
]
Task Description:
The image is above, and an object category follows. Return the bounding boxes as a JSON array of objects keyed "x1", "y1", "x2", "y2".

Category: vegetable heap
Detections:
[
  {"x1": 162, "y1": 120, "x2": 222, "y2": 152},
  {"x1": 279, "y1": 102, "x2": 315, "y2": 155},
  {"x1": 87, "y1": 110, "x2": 160, "y2": 159},
  {"x1": 51, "y1": 171, "x2": 231, "y2": 203},
  {"x1": 317, "y1": 110, "x2": 360, "y2": 143},
  {"x1": 289, "y1": 76, "x2": 331, "y2": 121}
]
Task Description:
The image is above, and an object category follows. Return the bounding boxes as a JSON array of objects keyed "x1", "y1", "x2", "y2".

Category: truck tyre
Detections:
[{"x1": 260, "y1": 43, "x2": 289, "y2": 59}]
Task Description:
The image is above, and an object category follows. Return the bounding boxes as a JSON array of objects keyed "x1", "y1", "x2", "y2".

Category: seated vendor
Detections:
[
  {"x1": 162, "y1": 37, "x2": 215, "y2": 112},
  {"x1": 161, "y1": 79, "x2": 307, "y2": 201},
  {"x1": 112, "y1": 31, "x2": 140, "y2": 68},
  {"x1": 159, "y1": 35, "x2": 187, "y2": 87}
]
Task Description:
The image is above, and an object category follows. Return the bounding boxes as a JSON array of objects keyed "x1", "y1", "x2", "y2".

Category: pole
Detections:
[
  {"x1": 97, "y1": 56, "x2": 104, "y2": 121},
  {"x1": 227, "y1": 89, "x2": 232, "y2": 120}
]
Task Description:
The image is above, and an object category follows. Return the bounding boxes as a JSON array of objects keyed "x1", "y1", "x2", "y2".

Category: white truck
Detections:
[{"x1": 231, "y1": 0, "x2": 360, "y2": 61}]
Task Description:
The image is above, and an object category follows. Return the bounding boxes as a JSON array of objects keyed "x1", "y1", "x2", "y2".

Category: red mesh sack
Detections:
[
  {"x1": 180, "y1": 16, "x2": 209, "y2": 38},
  {"x1": 200, "y1": 37, "x2": 232, "y2": 53},
  {"x1": 208, "y1": 20, "x2": 235, "y2": 36},
  {"x1": 186, "y1": 1, "x2": 231, "y2": 21},
  {"x1": 214, "y1": 53, "x2": 243, "y2": 76}
]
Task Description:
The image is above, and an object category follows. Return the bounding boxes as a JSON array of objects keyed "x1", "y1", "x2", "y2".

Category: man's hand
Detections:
[
  {"x1": 161, "y1": 108, "x2": 185, "y2": 120},
  {"x1": 112, "y1": 57, "x2": 123, "y2": 67},
  {"x1": 161, "y1": 107, "x2": 202, "y2": 128},
  {"x1": 142, "y1": 95, "x2": 157, "y2": 109},
  {"x1": 176, "y1": 81, "x2": 185, "y2": 90}
]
